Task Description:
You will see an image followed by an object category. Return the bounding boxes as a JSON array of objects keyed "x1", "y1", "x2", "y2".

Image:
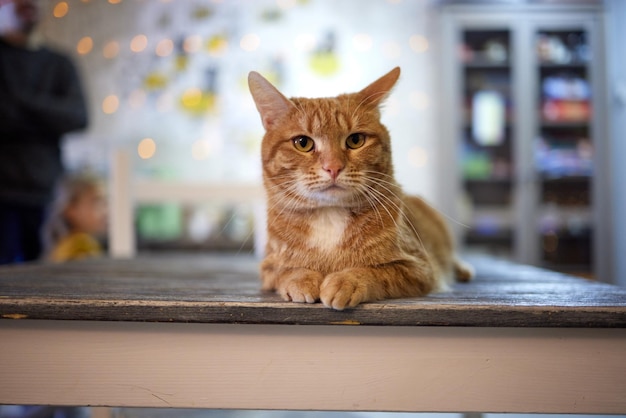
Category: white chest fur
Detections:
[{"x1": 307, "y1": 208, "x2": 348, "y2": 252}]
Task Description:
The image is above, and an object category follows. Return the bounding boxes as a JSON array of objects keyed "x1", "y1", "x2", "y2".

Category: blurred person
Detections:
[
  {"x1": 43, "y1": 172, "x2": 106, "y2": 263},
  {"x1": 0, "y1": 0, "x2": 88, "y2": 263}
]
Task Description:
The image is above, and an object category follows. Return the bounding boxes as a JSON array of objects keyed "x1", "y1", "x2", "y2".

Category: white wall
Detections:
[{"x1": 35, "y1": 0, "x2": 444, "y2": 205}]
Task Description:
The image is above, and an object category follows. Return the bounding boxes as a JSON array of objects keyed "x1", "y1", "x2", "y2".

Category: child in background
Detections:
[{"x1": 43, "y1": 172, "x2": 107, "y2": 263}]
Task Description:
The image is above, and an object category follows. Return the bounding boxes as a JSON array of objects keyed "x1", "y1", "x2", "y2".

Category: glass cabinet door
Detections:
[
  {"x1": 534, "y1": 28, "x2": 594, "y2": 276},
  {"x1": 442, "y1": 4, "x2": 606, "y2": 279},
  {"x1": 459, "y1": 29, "x2": 514, "y2": 258}
]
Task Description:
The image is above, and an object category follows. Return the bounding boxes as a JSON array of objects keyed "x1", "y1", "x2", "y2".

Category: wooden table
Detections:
[{"x1": 1, "y1": 254, "x2": 625, "y2": 414}]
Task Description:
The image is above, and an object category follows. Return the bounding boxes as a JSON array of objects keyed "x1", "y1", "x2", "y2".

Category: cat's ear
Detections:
[
  {"x1": 358, "y1": 67, "x2": 401, "y2": 108},
  {"x1": 248, "y1": 71, "x2": 295, "y2": 130}
]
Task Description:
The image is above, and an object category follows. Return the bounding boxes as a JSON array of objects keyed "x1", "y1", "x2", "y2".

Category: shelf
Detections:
[
  {"x1": 463, "y1": 117, "x2": 514, "y2": 131},
  {"x1": 464, "y1": 179, "x2": 512, "y2": 206},
  {"x1": 463, "y1": 60, "x2": 510, "y2": 69},
  {"x1": 465, "y1": 229, "x2": 513, "y2": 245},
  {"x1": 538, "y1": 204, "x2": 591, "y2": 220},
  {"x1": 538, "y1": 62, "x2": 588, "y2": 71},
  {"x1": 465, "y1": 178, "x2": 512, "y2": 184},
  {"x1": 541, "y1": 177, "x2": 590, "y2": 206},
  {"x1": 539, "y1": 233, "x2": 592, "y2": 250},
  {"x1": 466, "y1": 236, "x2": 513, "y2": 247},
  {"x1": 540, "y1": 175, "x2": 590, "y2": 183},
  {"x1": 539, "y1": 61, "x2": 588, "y2": 68},
  {"x1": 541, "y1": 102, "x2": 591, "y2": 124},
  {"x1": 464, "y1": 229, "x2": 514, "y2": 258},
  {"x1": 540, "y1": 119, "x2": 589, "y2": 128},
  {"x1": 542, "y1": 240, "x2": 591, "y2": 267}
]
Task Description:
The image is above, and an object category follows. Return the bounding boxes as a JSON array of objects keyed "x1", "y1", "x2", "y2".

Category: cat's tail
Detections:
[{"x1": 454, "y1": 257, "x2": 474, "y2": 282}]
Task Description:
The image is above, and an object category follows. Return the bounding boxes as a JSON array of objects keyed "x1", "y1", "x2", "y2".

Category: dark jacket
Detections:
[{"x1": 0, "y1": 38, "x2": 88, "y2": 206}]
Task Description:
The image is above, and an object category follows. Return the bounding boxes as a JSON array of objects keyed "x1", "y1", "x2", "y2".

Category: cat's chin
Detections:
[{"x1": 308, "y1": 185, "x2": 355, "y2": 207}]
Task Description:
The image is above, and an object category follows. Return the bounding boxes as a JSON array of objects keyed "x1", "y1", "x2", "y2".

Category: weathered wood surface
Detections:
[{"x1": 0, "y1": 254, "x2": 625, "y2": 327}]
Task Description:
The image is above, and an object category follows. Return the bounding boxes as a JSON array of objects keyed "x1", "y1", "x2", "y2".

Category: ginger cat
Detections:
[{"x1": 248, "y1": 67, "x2": 472, "y2": 310}]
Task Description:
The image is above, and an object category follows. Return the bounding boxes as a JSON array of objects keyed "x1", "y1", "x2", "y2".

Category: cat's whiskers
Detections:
[
  {"x1": 266, "y1": 181, "x2": 302, "y2": 218},
  {"x1": 228, "y1": 177, "x2": 300, "y2": 255},
  {"x1": 361, "y1": 183, "x2": 403, "y2": 231},
  {"x1": 265, "y1": 176, "x2": 331, "y2": 246},
  {"x1": 361, "y1": 170, "x2": 471, "y2": 230},
  {"x1": 235, "y1": 227, "x2": 256, "y2": 256},
  {"x1": 361, "y1": 177, "x2": 429, "y2": 257},
  {"x1": 360, "y1": 170, "x2": 399, "y2": 187},
  {"x1": 341, "y1": 172, "x2": 373, "y2": 209},
  {"x1": 354, "y1": 183, "x2": 389, "y2": 229}
]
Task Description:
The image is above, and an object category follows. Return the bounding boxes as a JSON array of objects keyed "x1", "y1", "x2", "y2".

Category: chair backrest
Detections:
[{"x1": 108, "y1": 150, "x2": 265, "y2": 258}]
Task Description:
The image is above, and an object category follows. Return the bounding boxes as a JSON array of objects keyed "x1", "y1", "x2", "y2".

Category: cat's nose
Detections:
[{"x1": 323, "y1": 164, "x2": 343, "y2": 181}]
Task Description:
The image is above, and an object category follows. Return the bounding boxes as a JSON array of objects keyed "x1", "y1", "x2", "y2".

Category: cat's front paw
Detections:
[
  {"x1": 320, "y1": 271, "x2": 369, "y2": 310},
  {"x1": 277, "y1": 269, "x2": 324, "y2": 304}
]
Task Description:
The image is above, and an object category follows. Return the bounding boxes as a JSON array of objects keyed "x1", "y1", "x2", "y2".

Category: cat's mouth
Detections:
[
  {"x1": 309, "y1": 183, "x2": 353, "y2": 204},
  {"x1": 324, "y1": 184, "x2": 344, "y2": 192},
  {"x1": 320, "y1": 183, "x2": 352, "y2": 196}
]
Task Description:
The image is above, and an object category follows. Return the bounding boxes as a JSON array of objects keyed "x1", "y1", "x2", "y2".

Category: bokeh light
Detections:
[
  {"x1": 191, "y1": 139, "x2": 211, "y2": 160},
  {"x1": 184, "y1": 35, "x2": 202, "y2": 53},
  {"x1": 206, "y1": 35, "x2": 228, "y2": 57},
  {"x1": 156, "y1": 38, "x2": 174, "y2": 57},
  {"x1": 276, "y1": 0, "x2": 296, "y2": 10},
  {"x1": 240, "y1": 33, "x2": 260, "y2": 52},
  {"x1": 53, "y1": 2, "x2": 69, "y2": 18},
  {"x1": 102, "y1": 40, "x2": 120, "y2": 59},
  {"x1": 102, "y1": 94, "x2": 119, "y2": 114},
  {"x1": 130, "y1": 34, "x2": 148, "y2": 53},
  {"x1": 76, "y1": 36, "x2": 93, "y2": 55},
  {"x1": 138, "y1": 138, "x2": 156, "y2": 159},
  {"x1": 409, "y1": 34, "x2": 429, "y2": 53},
  {"x1": 181, "y1": 88, "x2": 203, "y2": 108}
]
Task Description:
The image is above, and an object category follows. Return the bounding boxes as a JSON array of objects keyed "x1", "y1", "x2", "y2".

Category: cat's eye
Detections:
[
  {"x1": 346, "y1": 133, "x2": 366, "y2": 149},
  {"x1": 293, "y1": 136, "x2": 315, "y2": 152}
]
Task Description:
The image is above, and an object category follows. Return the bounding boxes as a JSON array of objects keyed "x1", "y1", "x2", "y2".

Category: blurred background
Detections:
[{"x1": 1, "y1": 0, "x2": 624, "y2": 285}]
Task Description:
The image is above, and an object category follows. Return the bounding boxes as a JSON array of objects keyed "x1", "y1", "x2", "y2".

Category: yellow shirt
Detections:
[{"x1": 49, "y1": 232, "x2": 103, "y2": 263}]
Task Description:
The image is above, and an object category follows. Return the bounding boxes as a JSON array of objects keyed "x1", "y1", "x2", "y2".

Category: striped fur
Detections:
[{"x1": 249, "y1": 67, "x2": 472, "y2": 310}]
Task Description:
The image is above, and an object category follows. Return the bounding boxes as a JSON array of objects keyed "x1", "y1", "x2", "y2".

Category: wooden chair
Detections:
[{"x1": 108, "y1": 150, "x2": 265, "y2": 258}]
